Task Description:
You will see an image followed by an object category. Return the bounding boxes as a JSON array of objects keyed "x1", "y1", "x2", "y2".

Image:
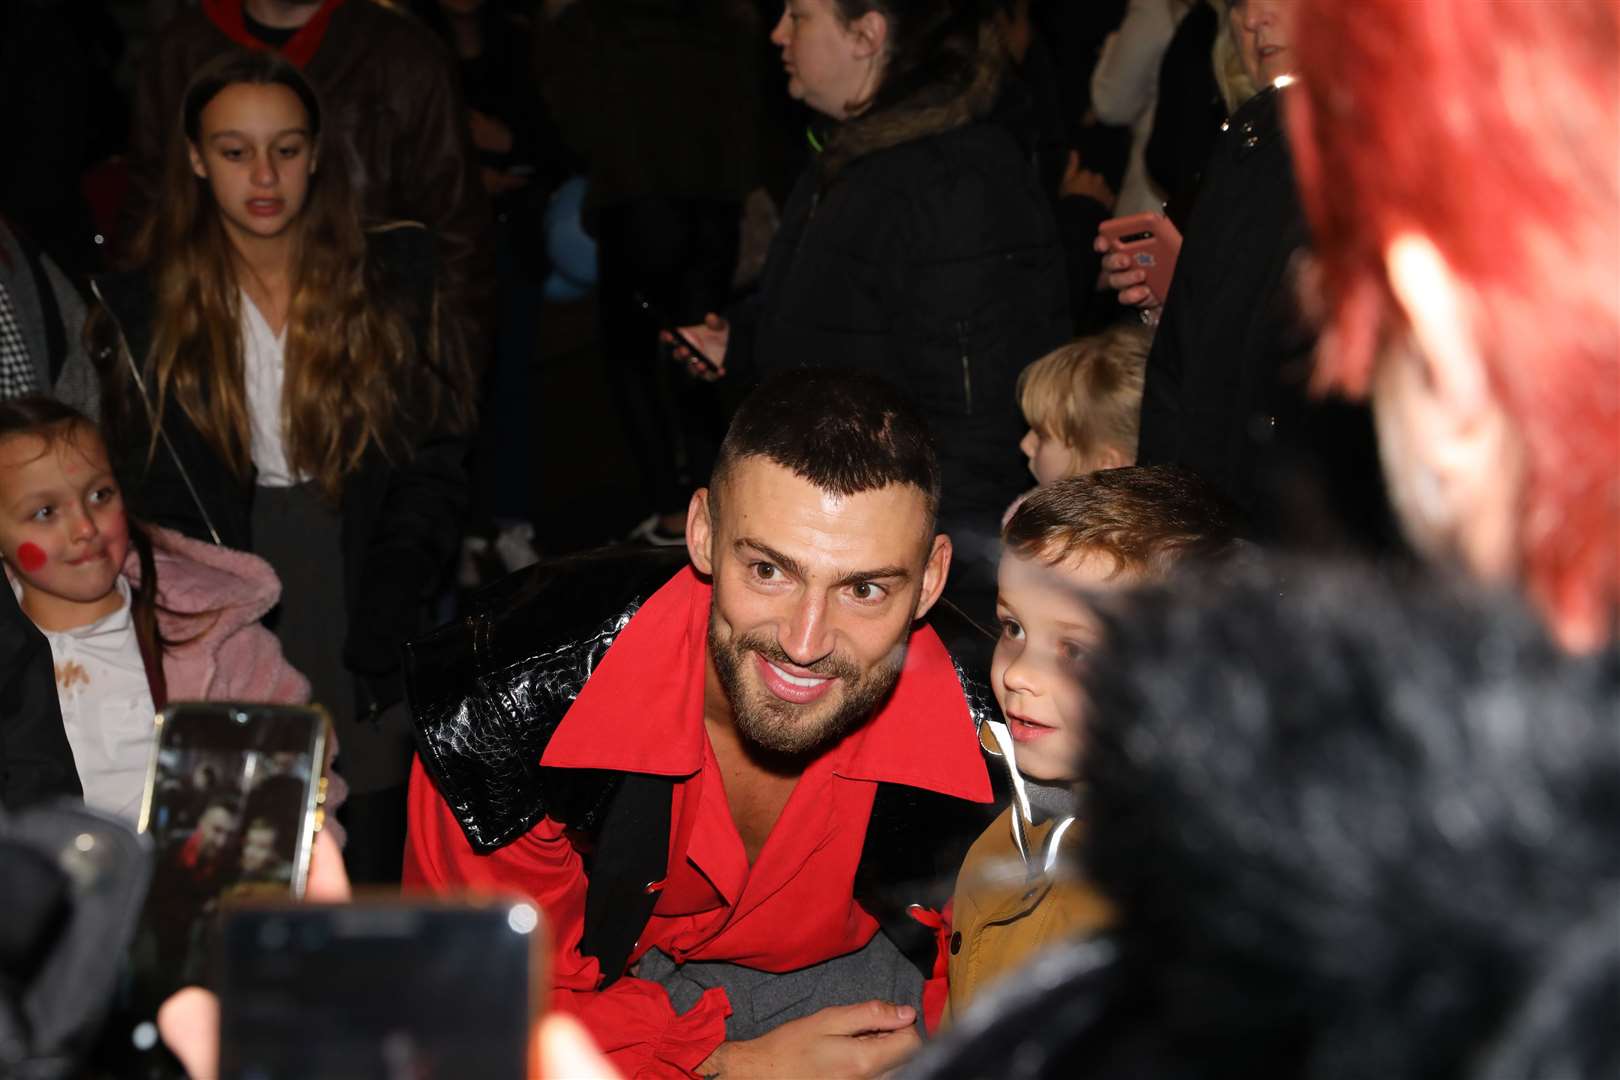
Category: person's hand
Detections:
[
  {"x1": 1093, "y1": 213, "x2": 1183, "y2": 309},
  {"x1": 1059, "y1": 150, "x2": 1115, "y2": 208},
  {"x1": 662, "y1": 313, "x2": 730, "y2": 382},
  {"x1": 696, "y1": 1001, "x2": 921, "y2": 1079},
  {"x1": 157, "y1": 830, "x2": 351, "y2": 1078},
  {"x1": 468, "y1": 109, "x2": 515, "y2": 155},
  {"x1": 158, "y1": 991, "x2": 624, "y2": 1080}
]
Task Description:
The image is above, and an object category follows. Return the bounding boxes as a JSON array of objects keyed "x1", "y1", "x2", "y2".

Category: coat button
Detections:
[{"x1": 950, "y1": 931, "x2": 962, "y2": 955}]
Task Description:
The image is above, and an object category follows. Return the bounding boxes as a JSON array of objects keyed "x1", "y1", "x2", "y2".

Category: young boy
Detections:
[
  {"x1": 946, "y1": 465, "x2": 1239, "y2": 1016},
  {"x1": 1016, "y1": 324, "x2": 1151, "y2": 484}
]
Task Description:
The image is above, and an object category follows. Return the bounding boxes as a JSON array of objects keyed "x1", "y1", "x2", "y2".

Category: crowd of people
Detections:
[{"x1": 1, "y1": 0, "x2": 1616, "y2": 1077}]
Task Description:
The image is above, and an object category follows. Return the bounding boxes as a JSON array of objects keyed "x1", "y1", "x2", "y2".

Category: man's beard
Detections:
[{"x1": 708, "y1": 621, "x2": 907, "y2": 759}]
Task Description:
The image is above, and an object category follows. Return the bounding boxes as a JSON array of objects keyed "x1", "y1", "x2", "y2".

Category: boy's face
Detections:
[
  {"x1": 1018, "y1": 428, "x2": 1077, "y2": 486},
  {"x1": 991, "y1": 547, "x2": 1130, "y2": 782},
  {"x1": 1018, "y1": 429, "x2": 1131, "y2": 485}
]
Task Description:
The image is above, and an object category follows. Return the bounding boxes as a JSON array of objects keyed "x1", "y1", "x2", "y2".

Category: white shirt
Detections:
[
  {"x1": 25, "y1": 576, "x2": 159, "y2": 826},
  {"x1": 241, "y1": 293, "x2": 302, "y2": 487}
]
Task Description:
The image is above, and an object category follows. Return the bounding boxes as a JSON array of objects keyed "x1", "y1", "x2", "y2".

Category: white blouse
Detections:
[
  {"x1": 241, "y1": 293, "x2": 303, "y2": 487},
  {"x1": 30, "y1": 576, "x2": 158, "y2": 826}
]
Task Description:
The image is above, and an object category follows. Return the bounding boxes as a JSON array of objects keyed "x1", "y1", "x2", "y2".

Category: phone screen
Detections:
[
  {"x1": 137, "y1": 705, "x2": 325, "y2": 980},
  {"x1": 218, "y1": 901, "x2": 542, "y2": 1079}
]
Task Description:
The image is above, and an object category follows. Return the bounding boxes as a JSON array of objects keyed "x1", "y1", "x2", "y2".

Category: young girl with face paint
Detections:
[
  {"x1": 0, "y1": 396, "x2": 312, "y2": 826},
  {"x1": 92, "y1": 51, "x2": 470, "y2": 880}
]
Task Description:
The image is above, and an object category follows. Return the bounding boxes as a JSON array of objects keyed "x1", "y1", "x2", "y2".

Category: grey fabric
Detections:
[
  {"x1": 1024, "y1": 779, "x2": 1079, "y2": 826},
  {"x1": 39, "y1": 256, "x2": 96, "y2": 420},
  {"x1": 252, "y1": 482, "x2": 414, "y2": 794},
  {"x1": 0, "y1": 222, "x2": 95, "y2": 417},
  {"x1": 636, "y1": 929, "x2": 926, "y2": 1043}
]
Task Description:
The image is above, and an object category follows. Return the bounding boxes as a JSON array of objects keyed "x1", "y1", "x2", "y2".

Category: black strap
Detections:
[
  {"x1": 578, "y1": 773, "x2": 674, "y2": 988},
  {"x1": 11, "y1": 228, "x2": 66, "y2": 385}
]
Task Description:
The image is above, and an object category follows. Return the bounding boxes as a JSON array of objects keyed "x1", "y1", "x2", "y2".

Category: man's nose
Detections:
[{"x1": 780, "y1": 591, "x2": 834, "y2": 665}]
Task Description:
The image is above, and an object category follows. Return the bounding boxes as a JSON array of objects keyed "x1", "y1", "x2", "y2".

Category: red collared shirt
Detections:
[{"x1": 405, "y1": 567, "x2": 989, "y2": 1078}]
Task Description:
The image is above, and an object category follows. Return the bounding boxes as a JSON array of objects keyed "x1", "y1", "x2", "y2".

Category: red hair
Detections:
[{"x1": 1288, "y1": 0, "x2": 1620, "y2": 645}]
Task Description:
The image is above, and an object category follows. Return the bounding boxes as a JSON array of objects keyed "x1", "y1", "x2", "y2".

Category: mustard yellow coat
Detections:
[{"x1": 944, "y1": 806, "x2": 1114, "y2": 1021}]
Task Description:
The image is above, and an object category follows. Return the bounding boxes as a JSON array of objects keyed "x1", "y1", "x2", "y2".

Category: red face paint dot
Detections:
[{"x1": 16, "y1": 542, "x2": 47, "y2": 573}]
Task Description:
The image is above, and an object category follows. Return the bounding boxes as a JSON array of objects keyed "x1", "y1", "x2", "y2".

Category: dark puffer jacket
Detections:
[{"x1": 731, "y1": 44, "x2": 1072, "y2": 541}]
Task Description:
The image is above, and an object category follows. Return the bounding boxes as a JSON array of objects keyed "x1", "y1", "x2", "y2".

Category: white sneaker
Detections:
[
  {"x1": 493, "y1": 522, "x2": 541, "y2": 573},
  {"x1": 626, "y1": 513, "x2": 687, "y2": 547}
]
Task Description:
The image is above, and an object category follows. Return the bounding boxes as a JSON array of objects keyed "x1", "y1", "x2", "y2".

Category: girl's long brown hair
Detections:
[{"x1": 126, "y1": 51, "x2": 466, "y2": 499}]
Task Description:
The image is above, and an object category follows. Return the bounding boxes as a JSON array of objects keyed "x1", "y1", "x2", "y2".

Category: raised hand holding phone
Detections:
[
  {"x1": 1095, "y1": 213, "x2": 1184, "y2": 310},
  {"x1": 663, "y1": 313, "x2": 730, "y2": 381}
]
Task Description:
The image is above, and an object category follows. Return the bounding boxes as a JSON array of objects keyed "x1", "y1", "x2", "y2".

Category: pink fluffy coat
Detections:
[
  {"x1": 124, "y1": 525, "x2": 309, "y2": 704},
  {"x1": 124, "y1": 526, "x2": 347, "y2": 836}
]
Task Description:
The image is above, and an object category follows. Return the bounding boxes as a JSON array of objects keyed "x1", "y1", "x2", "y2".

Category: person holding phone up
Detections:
[
  {"x1": 670, "y1": 0, "x2": 1071, "y2": 605},
  {"x1": 1095, "y1": 0, "x2": 1392, "y2": 550}
]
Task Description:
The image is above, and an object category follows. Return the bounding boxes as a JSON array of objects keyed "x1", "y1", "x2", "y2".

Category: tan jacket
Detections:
[{"x1": 945, "y1": 805, "x2": 1114, "y2": 1020}]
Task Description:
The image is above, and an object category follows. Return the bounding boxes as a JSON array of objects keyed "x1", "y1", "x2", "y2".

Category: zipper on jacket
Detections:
[{"x1": 956, "y1": 321, "x2": 973, "y2": 414}]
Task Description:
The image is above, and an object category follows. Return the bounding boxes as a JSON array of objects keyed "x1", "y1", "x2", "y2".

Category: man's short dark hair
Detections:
[
  {"x1": 710, "y1": 370, "x2": 942, "y2": 526},
  {"x1": 1003, "y1": 465, "x2": 1241, "y2": 580}
]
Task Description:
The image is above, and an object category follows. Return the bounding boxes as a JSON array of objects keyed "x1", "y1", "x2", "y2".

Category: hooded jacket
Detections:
[
  {"x1": 731, "y1": 28, "x2": 1071, "y2": 539},
  {"x1": 128, "y1": 525, "x2": 308, "y2": 706},
  {"x1": 944, "y1": 718, "x2": 1111, "y2": 1019}
]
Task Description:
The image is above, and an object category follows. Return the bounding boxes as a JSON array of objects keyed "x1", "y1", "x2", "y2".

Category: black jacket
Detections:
[
  {"x1": 407, "y1": 546, "x2": 999, "y2": 984},
  {"x1": 91, "y1": 225, "x2": 470, "y2": 710},
  {"x1": 1137, "y1": 86, "x2": 1390, "y2": 548},
  {"x1": 731, "y1": 73, "x2": 1071, "y2": 537},
  {"x1": 0, "y1": 585, "x2": 81, "y2": 812}
]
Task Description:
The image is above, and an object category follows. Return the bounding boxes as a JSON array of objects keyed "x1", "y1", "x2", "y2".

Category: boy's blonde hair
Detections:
[{"x1": 1017, "y1": 324, "x2": 1150, "y2": 469}]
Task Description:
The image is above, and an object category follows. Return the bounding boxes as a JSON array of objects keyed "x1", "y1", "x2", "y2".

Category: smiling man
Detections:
[{"x1": 404, "y1": 371, "x2": 994, "y2": 1079}]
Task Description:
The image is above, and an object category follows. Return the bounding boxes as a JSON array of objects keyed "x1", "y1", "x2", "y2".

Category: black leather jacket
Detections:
[{"x1": 407, "y1": 546, "x2": 999, "y2": 984}]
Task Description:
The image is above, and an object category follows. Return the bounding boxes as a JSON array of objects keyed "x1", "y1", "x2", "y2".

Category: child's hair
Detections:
[
  {"x1": 1016, "y1": 324, "x2": 1151, "y2": 468},
  {"x1": 1003, "y1": 465, "x2": 1241, "y2": 581},
  {"x1": 0, "y1": 396, "x2": 198, "y2": 703},
  {"x1": 117, "y1": 49, "x2": 468, "y2": 500}
]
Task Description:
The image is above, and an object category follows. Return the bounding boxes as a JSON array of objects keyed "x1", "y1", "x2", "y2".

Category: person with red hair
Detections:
[{"x1": 1287, "y1": 0, "x2": 1619, "y2": 651}]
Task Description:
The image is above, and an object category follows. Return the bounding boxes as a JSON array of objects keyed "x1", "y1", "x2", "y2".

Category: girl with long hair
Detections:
[
  {"x1": 0, "y1": 396, "x2": 309, "y2": 825},
  {"x1": 93, "y1": 50, "x2": 471, "y2": 880}
]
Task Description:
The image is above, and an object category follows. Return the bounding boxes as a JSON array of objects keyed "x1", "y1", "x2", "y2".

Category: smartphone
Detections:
[
  {"x1": 634, "y1": 290, "x2": 721, "y2": 375},
  {"x1": 135, "y1": 704, "x2": 328, "y2": 987},
  {"x1": 217, "y1": 899, "x2": 544, "y2": 1079},
  {"x1": 1098, "y1": 212, "x2": 1177, "y2": 305}
]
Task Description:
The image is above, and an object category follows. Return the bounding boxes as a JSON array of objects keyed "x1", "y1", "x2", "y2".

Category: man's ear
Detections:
[
  {"x1": 1383, "y1": 233, "x2": 1492, "y2": 435},
  {"x1": 686, "y1": 488, "x2": 715, "y2": 575},
  {"x1": 913, "y1": 533, "x2": 953, "y2": 621},
  {"x1": 188, "y1": 142, "x2": 207, "y2": 180},
  {"x1": 848, "y1": 10, "x2": 888, "y2": 60},
  {"x1": 1380, "y1": 231, "x2": 1524, "y2": 579}
]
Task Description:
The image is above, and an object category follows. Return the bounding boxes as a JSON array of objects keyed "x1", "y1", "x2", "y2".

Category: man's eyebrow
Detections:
[
  {"x1": 833, "y1": 565, "x2": 911, "y2": 588},
  {"x1": 734, "y1": 538, "x2": 808, "y2": 580}
]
